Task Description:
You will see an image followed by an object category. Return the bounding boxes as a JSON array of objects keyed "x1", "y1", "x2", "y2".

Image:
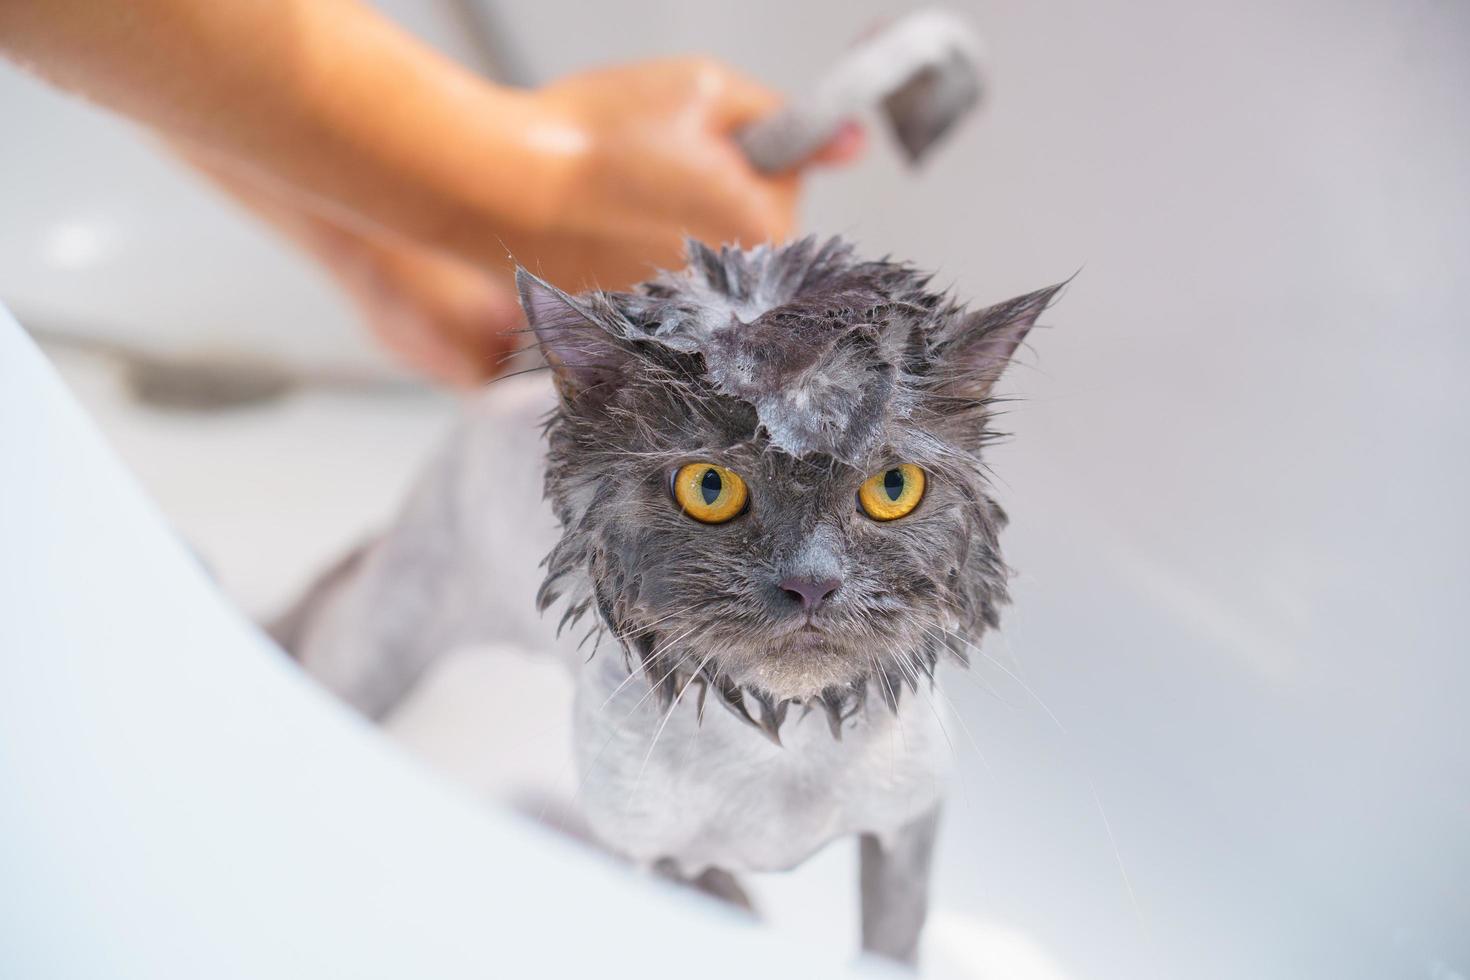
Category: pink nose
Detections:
[{"x1": 779, "y1": 576, "x2": 841, "y2": 612}]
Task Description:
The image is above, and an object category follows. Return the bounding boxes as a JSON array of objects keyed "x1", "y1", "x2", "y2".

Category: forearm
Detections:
[{"x1": 0, "y1": 0, "x2": 570, "y2": 269}]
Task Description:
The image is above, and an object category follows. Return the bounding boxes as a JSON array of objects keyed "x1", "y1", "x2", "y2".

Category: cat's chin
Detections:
[{"x1": 721, "y1": 634, "x2": 869, "y2": 703}]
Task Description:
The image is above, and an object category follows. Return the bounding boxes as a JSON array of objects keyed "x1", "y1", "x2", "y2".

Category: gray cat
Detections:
[{"x1": 278, "y1": 237, "x2": 1062, "y2": 965}]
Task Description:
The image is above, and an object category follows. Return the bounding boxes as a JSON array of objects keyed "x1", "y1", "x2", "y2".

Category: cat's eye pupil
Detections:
[
  {"x1": 883, "y1": 468, "x2": 905, "y2": 501},
  {"x1": 700, "y1": 467, "x2": 723, "y2": 505}
]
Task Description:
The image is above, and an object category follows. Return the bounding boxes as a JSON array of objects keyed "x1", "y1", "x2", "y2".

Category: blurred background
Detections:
[{"x1": 2, "y1": 1, "x2": 1467, "y2": 978}]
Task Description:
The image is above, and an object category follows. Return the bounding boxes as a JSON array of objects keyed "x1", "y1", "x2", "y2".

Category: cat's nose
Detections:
[{"x1": 779, "y1": 576, "x2": 841, "y2": 612}]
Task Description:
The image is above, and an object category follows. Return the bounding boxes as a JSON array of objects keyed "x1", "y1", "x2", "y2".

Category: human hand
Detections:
[
  {"x1": 209, "y1": 57, "x2": 861, "y2": 383},
  {"x1": 514, "y1": 57, "x2": 863, "y2": 291},
  {"x1": 182, "y1": 55, "x2": 861, "y2": 384}
]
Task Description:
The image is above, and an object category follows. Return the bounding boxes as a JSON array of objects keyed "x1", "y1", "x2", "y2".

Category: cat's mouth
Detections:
[{"x1": 782, "y1": 620, "x2": 830, "y2": 642}]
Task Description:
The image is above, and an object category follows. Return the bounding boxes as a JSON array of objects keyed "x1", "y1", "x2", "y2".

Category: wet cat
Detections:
[{"x1": 278, "y1": 236, "x2": 1062, "y2": 964}]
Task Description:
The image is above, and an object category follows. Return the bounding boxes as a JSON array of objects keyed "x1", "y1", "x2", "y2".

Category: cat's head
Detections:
[{"x1": 520, "y1": 237, "x2": 1062, "y2": 741}]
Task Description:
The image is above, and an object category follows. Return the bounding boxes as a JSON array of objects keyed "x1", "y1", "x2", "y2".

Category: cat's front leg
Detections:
[
  {"x1": 272, "y1": 390, "x2": 555, "y2": 719},
  {"x1": 859, "y1": 805, "x2": 942, "y2": 966},
  {"x1": 270, "y1": 463, "x2": 477, "y2": 720}
]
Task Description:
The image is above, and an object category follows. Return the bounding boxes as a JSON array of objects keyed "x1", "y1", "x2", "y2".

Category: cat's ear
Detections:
[
  {"x1": 933, "y1": 282, "x2": 1066, "y2": 399},
  {"x1": 516, "y1": 268, "x2": 628, "y2": 401}
]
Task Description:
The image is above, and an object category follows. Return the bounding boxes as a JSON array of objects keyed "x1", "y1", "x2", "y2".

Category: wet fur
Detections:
[
  {"x1": 523, "y1": 237, "x2": 1061, "y2": 740},
  {"x1": 281, "y1": 237, "x2": 1062, "y2": 965}
]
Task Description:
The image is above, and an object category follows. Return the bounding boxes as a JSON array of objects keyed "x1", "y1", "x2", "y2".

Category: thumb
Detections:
[{"x1": 806, "y1": 120, "x2": 866, "y2": 167}]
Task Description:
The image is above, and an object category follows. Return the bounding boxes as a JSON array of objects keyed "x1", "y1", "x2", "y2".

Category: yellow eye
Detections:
[
  {"x1": 672, "y1": 462, "x2": 749, "y2": 524},
  {"x1": 858, "y1": 464, "x2": 926, "y2": 521}
]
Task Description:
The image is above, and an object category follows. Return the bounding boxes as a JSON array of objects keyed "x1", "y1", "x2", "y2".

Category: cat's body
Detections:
[
  {"x1": 281, "y1": 372, "x2": 948, "y2": 868},
  {"x1": 280, "y1": 238, "x2": 1061, "y2": 964},
  {"x1": 578, "y1": 649, "x2": 947, "y2": 875}
]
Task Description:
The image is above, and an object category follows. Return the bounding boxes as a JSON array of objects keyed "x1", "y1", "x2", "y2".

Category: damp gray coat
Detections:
[{"x1": 276, "y1": 238, "x2": 1063, "y2": 965}]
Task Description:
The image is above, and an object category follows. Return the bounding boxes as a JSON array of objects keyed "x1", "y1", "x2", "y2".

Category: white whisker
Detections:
[{"x1": 931, "y1": 623, "x2": 1066, "y2": 733}]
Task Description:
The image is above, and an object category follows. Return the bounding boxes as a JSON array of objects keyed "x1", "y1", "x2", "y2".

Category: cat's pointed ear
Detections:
[
  {"x1": 516, "y1": 268, "x2": 627, "y2": 401},
  {"x1": 935, "y1": 281, "x2": 1066, "y2": 399}
]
